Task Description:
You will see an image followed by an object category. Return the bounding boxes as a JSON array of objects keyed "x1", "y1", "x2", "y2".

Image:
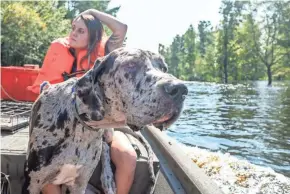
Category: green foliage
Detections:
[
  {"x1": 234, "y1": 13, "x2": 265, "y2": 81},
  {"x1": 1, "y1": 0, "x2": 118, "y2": 66},
  {"x1": 1, "y1": 1, "x2": 70, "y2": 66},
  {"x1": 272, "y1": 1, "x2": 290, "y2": 80}
]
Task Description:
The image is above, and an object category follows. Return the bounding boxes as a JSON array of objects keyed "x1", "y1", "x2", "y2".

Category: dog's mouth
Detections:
[
  {"x1": 152, "y1": 109, "x2": 181, "y2": 131},
  {"x1": 127, "y1": 104, "x2": 183, "y2": 132}
]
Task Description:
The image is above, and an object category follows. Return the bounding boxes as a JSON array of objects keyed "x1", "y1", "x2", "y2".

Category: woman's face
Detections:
[{"x1": 69, "y1": 17, "x2": 89, "y2": 49}]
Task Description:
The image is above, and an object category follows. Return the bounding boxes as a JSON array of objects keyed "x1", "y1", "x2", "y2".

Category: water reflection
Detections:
[{"x1": 167, "y1": 81, "x2": 290, "y2": 177}]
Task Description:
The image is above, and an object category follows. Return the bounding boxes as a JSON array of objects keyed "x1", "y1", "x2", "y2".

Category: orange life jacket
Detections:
[{"x1": 27, "y1": 37, "x2": 106, "y2": 94}]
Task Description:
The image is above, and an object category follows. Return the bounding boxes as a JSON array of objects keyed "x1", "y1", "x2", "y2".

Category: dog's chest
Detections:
[{"x1": 57, "y1": 125, "x2": 104, "y2": 166}]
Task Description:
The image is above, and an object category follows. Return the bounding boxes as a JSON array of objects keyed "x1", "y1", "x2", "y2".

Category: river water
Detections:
[{"x1": 167, "y1": 81, "x2": 290, "y2": 177}]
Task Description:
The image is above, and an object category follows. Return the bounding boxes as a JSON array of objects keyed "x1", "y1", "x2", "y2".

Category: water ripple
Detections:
[{"x1": 167, "y1": 81, "x2": 290, "y2": 177}]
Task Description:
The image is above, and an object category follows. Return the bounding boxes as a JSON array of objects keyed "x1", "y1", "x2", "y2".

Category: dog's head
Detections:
[{"x1": 76, "y1": 48, "x2": 188, "y2": 130}]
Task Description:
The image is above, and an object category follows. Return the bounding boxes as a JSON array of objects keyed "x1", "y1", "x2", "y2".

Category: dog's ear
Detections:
[
  {"x1": 91, "y1": 57, "x2": 105, "y2": 84},
  {"x1": 91, "y1": 53, "x2": 116, "y2": 83},
  {"x1": 75, "y1": 54, "x2": 116, "y2": 121}
]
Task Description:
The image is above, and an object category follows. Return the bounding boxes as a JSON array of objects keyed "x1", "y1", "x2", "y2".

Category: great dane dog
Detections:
[{"x1": 22, "y1": 48, "x2": 188, "y2": 194}]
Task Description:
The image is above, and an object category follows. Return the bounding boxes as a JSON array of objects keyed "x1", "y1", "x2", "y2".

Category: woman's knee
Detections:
[
  {"x1": 42, "y1": 184, "x2": 61, "y2": 194},
  {"x1": 110, "y1": 131, "x2": 137, "y2": 168}
]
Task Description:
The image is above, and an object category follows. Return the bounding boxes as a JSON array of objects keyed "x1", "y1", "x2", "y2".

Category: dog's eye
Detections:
[
  {"x1": 124, "y1": 63, "x2": 137, "y2": 72},
  {"x1": 127, "y1": 63, "x2": 135, "y2": 68},
  {"x1": 159, "y1": 66, "x2": 167, "y2": 73}
]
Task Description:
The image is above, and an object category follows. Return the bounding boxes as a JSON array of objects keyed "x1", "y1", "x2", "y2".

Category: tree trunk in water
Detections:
[
  {"x1": 223, "y1": 56, "x2": 228, "y2": 84},
  {"x1": 223, "y1": 29, "x2": 228, "y2": 84},
  {"x1": 234, "y1": 66, "x2": 238, "y2": 82},
  {"x1": 223, "y1": 49, "x2": 228, "y2": 84},
  {"x1": 267, "y1": 65, "x2": 272, "y2": 86}
]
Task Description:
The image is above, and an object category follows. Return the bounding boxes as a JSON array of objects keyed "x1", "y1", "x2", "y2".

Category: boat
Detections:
[{"x1": 0, "y1": 65, "x2": 223, "y2": 194}]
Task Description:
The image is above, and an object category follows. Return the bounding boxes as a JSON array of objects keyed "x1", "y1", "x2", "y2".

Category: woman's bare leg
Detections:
[{"x1": 111, "y1": 131, "x2": 137, "y2": 194}]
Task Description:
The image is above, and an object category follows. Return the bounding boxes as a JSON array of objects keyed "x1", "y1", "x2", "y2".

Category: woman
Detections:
[{"x1": 28, "y1": 9, "x2": 137, "y2": 194}]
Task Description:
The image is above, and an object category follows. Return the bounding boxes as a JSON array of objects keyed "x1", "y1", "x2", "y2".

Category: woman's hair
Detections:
[{"x1": 74, "y1": 14, "x2": 104, "y2": 70}]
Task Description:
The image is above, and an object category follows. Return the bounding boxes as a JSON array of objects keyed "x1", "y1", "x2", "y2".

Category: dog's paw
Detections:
[{"x1": 52, "y1": 164, "x2": 82, "y2": 186}]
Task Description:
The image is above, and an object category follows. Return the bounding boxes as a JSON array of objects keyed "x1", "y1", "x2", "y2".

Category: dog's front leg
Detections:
[{"x1": 101, "y1": 141, "x2": 116, "y2": 194}]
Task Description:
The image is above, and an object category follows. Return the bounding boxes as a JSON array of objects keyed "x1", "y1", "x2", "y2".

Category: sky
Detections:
[{"x1": 108, "y1": 0, "x2": 222, "y2": 52}]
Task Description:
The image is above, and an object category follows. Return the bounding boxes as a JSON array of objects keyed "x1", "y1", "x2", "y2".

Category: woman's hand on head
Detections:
[{"x1": 77, "y1": 9, "x2": 94, "y2": 18}]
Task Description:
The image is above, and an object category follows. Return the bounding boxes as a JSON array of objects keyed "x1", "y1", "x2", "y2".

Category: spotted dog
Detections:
[{"x1": 22, "y1": 48, "x2": 188, "y2": 194}]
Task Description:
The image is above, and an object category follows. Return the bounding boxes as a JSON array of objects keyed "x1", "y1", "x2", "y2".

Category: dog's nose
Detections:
[{"x1": 164, "y1": 82, "x2": 188, "y2": 100}]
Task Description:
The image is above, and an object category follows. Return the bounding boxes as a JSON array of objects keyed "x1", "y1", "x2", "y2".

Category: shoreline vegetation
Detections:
[{"x1": 158, "y1": 1, "x2": 290, "y2": 86}]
